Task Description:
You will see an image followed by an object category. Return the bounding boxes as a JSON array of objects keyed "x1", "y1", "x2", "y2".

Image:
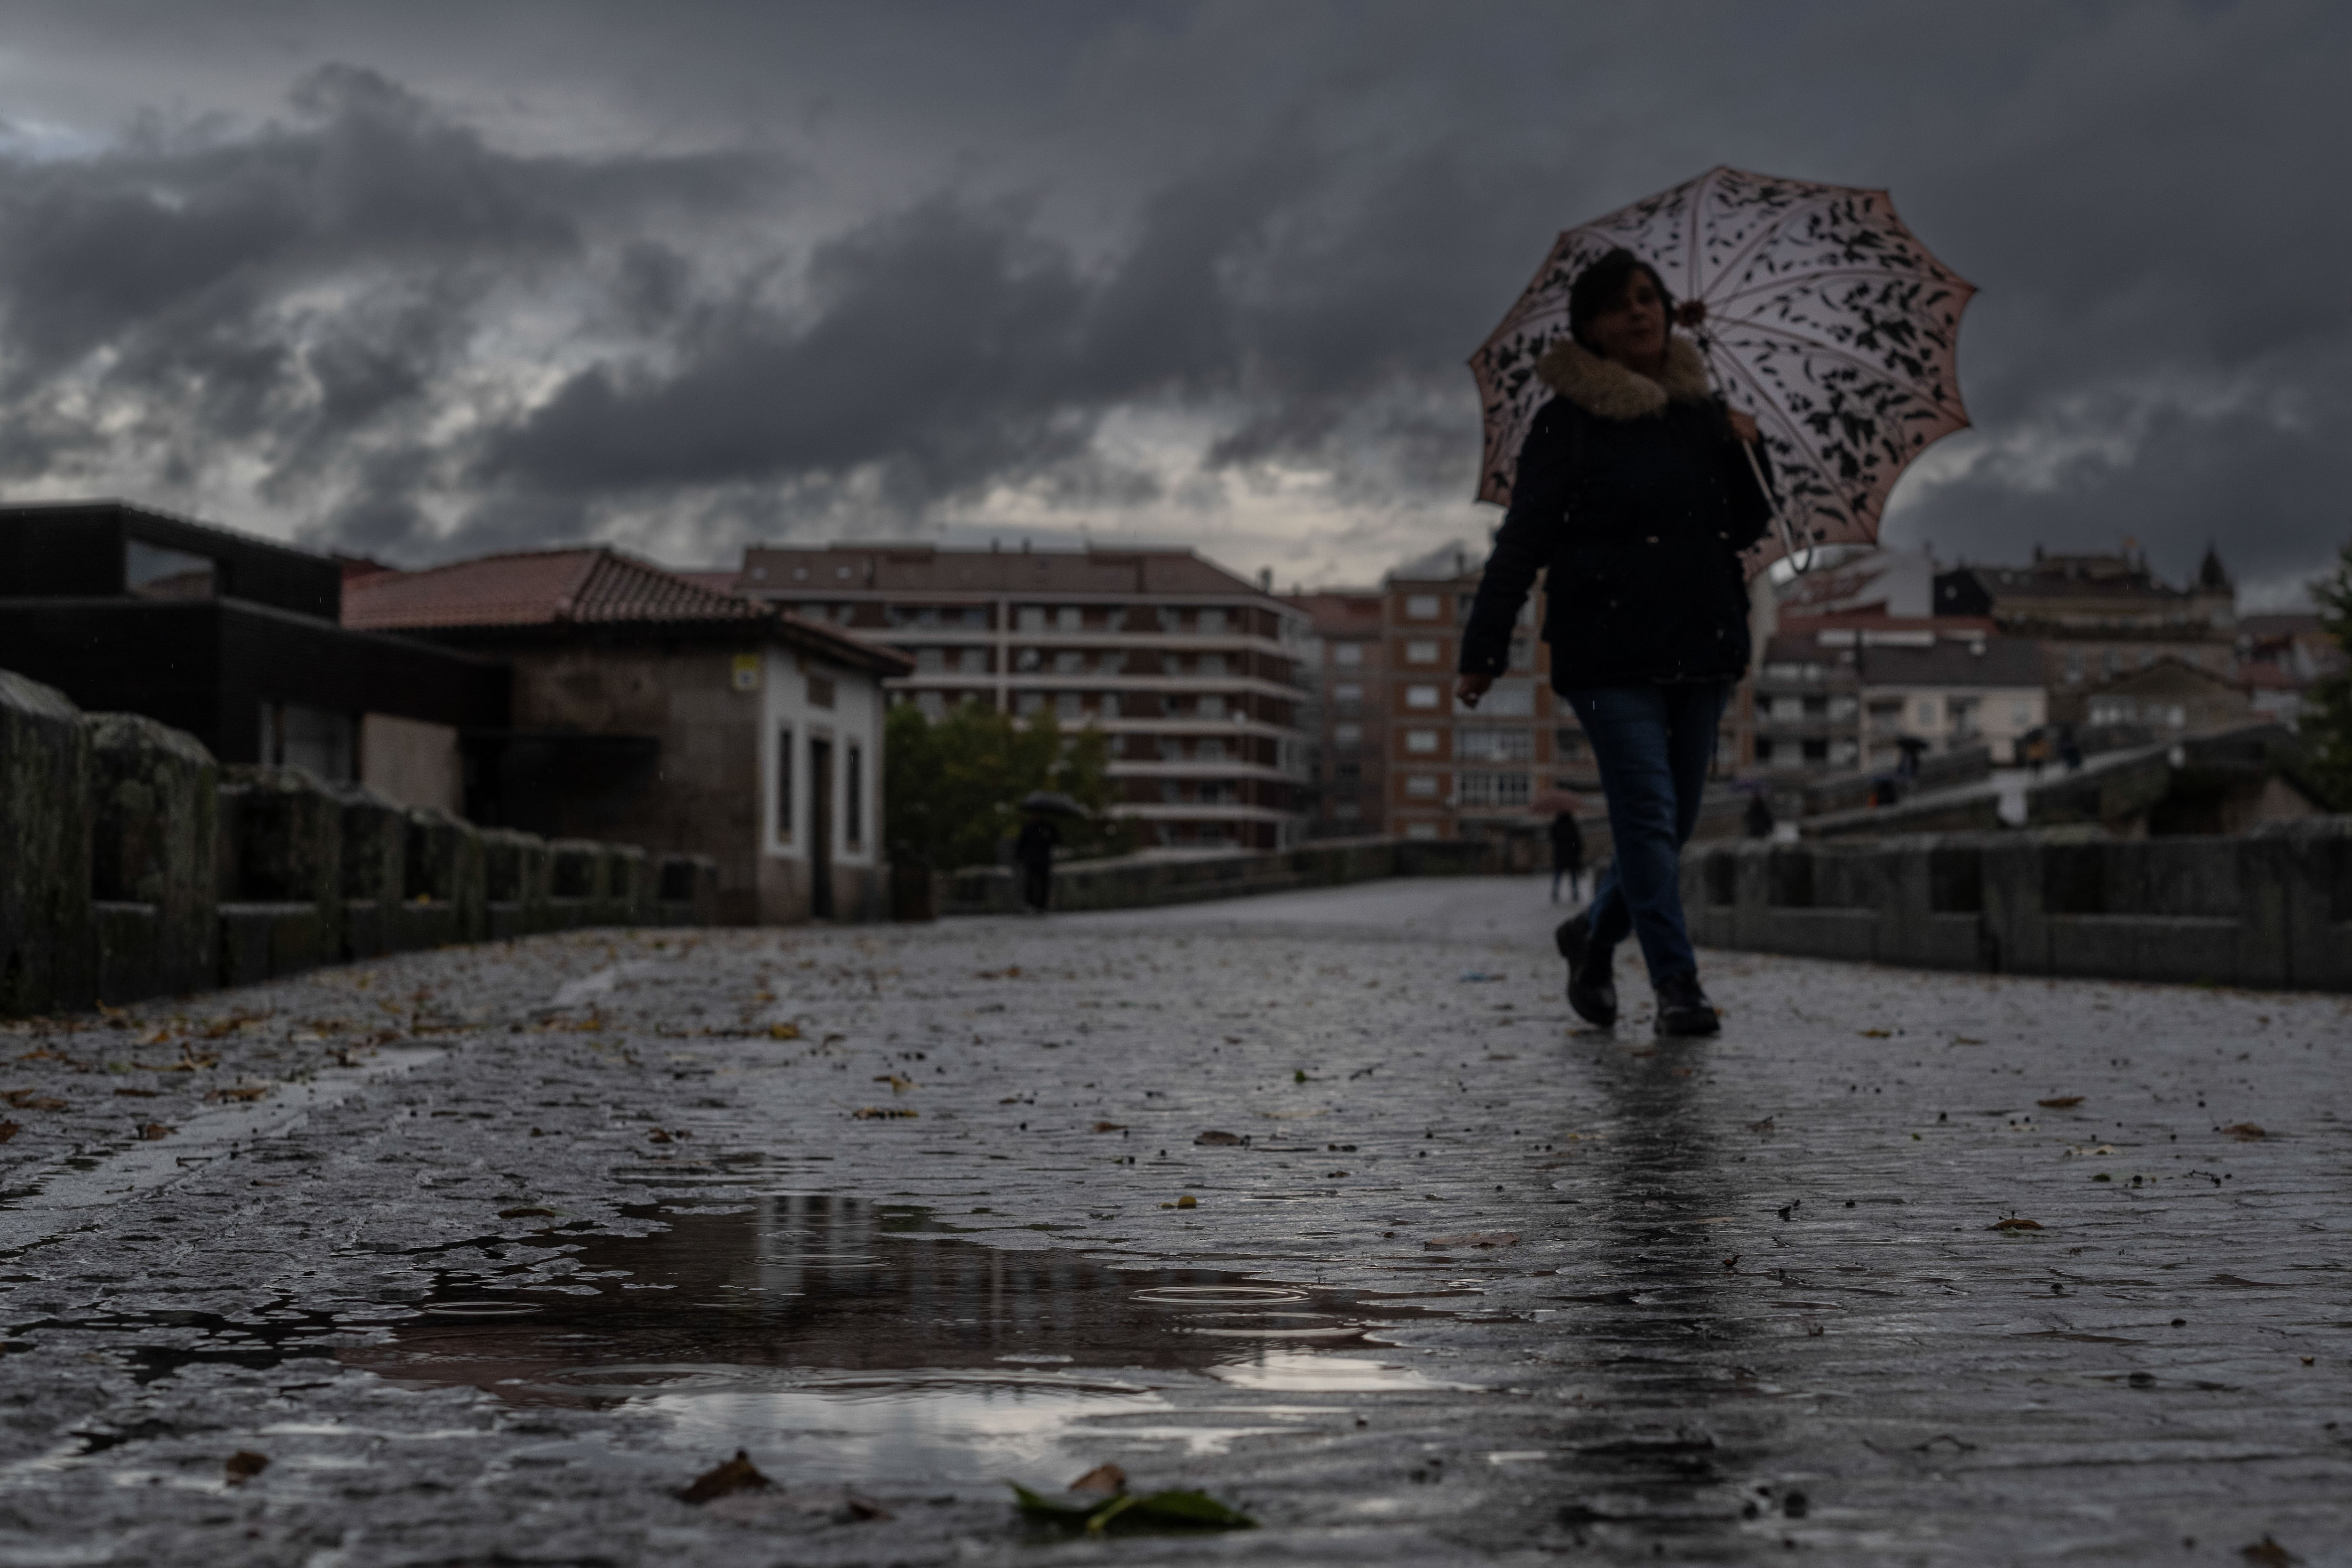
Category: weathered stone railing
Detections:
[
  {"x1": 1680, "y1": 823, "x2": 2352, "y2": 992},
  {"x1": 943, "y1": 835, "x2": 1513, "y2": 917},
  {"x1": 0, "y1": 668, "x2": 718, "y2": 1017}
]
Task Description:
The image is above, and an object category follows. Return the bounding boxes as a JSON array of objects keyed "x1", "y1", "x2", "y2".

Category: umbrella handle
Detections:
[{"x1": 1693, "y1": 330, "x2": 1812, "y2": 577}]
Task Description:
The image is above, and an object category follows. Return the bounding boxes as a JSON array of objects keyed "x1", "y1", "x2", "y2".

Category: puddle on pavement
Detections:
[{"x1": 343, "y1": 1196, "x2": 1454, "y2": 1484}]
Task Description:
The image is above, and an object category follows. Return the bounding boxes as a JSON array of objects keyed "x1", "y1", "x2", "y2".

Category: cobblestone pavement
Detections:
[{"x1": 0, "y1": 877, "x2": 2345, "y2": 1567}]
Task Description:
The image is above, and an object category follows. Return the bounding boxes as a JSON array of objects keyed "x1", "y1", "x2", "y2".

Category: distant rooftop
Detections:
[{"x1": 731, "y1": 541, "x2": 1279, "y2": 601}]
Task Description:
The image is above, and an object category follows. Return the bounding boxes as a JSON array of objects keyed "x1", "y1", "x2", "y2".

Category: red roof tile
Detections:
[{"x1": 344, "y1": 548, "x2": 771, "y2": 632}]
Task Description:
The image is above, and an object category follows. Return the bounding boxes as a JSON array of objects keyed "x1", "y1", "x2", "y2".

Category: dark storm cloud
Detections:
[{"x1": 0, "y1": 0, "x2": 2343, "y2": 590}]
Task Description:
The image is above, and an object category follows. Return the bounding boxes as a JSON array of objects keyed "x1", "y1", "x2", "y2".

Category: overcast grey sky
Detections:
[{"x1": 0, "y1": 0, "x2": 2343, "y2": 600}]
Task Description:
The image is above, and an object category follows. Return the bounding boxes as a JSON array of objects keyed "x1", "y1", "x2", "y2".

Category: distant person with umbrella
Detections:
[
  {"x1": 1743, "y1": 791, "x2": 1775, "y2": 840},
  {"x1": 1014, "y1": 791, "x2": 1081, "y2": 915},
  {"x1": 1462, "y1": 168, "x2": 1974, "y2": 1037}
]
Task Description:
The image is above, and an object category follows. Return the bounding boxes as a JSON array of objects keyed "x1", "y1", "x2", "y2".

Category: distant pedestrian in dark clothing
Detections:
[
  {"x1": 1549, "y1": 812, "x2": 1585, "y2": 903},
  {"x1": 1743, "y1": 793, "x2": 1774, "y2": 840},
  {"x1": 1457, "y1": 249, "x2": 1774, "y2": 1038},
  {"x1": 1014, "y1": 816, "x2": 1059, "y2": 914}
]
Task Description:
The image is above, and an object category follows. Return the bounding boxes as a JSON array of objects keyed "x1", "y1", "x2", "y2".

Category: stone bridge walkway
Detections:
[{"x1": 0, "y1": 878, "x2": 2343, "y2": 1565}]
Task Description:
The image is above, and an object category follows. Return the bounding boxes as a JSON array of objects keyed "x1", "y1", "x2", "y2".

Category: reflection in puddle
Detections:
[{"x1": 345, "y1": 1196, "x2": 1443, "y2": 1484}]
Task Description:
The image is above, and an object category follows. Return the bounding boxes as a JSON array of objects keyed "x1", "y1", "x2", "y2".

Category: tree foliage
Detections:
[
  {"x1": 2303, "y1": 538, "x2": 2352, "y2": 810},
  {"x1": 883, "y1": 701, "x2": 1126, "y2": 870}
]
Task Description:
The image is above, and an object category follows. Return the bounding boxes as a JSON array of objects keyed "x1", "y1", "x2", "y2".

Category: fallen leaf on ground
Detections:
[
  {"x1": 1194, "y1": 1130, "x2": 1244, "y2": 1146},
  {"x1": 1092, "y1": 1122, "x2": 1125, "y2": 1133},
  {"x1": 2037, "y1": 1096, "x2": 2083, "y2": 1109},
  {"x1": 874, "y1": 1074, "x2": 914, "y2": 1093},
  {"x1": 767, "y1": 1023, "x2": 801, "y2": 1040},
  {"x1": 2241, "y1": 1535, "x2": 2300, "y2": 1567},
  {"x1": 1989, "y1": 1217, "x2": 2043, "y2": 1231},
  {"x1": 2223, "y1": 1122, "x2": 2266, "y2": 1140},
  {"x1": 679, "y1": 1449, "x2": 771, "y2": 1504},
  {"x1": 206, "y1": 1086, "x2": 269, "y2": 1103},
  {"x1": 137, "y1": 1123, "x2": 171, "y2": 1141},
  {"x1": 1176, "y1": 1194, "x2": 1197, "y2": 1209},
  {"x1": 0, "y1": 1092, "x2": 65, "y2": 1111},
  {"x1": 1069, "y1": 1464, "x2": 1127, "y2": 1496},
  {"x1": 0, "y1": 1121, "x2": 17, "y2": 1143},
  {"x1": 853, "y1": 1106, "x2": 918, "y2": 1120},
  {"x1": 1748, "y1": 1117, "x2": 1775, "y2": 1133},
  {"x1": 224, "y1": 1451, "x2": 268, "y2": 1484},
  {"x1": 1858, "y1": 1029, "x2": 1891, "y2": 1038},
  {"x1": 112, "y1": 1088, "x2": 159, "y2": 1098},
  {"x1": 1012, "y1": 1482, "x2": 1255, "y2": 1535},
  {"x1": 1426, "y1": 1232, "x2": 1518, "y2": 1249},
  {"x1": 647, "y1": 1128, "x2": 673, "y2": 1144}
]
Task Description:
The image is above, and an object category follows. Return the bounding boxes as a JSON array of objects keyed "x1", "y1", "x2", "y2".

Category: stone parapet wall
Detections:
[
  {"x1": 943, "y1": 835, "x2": 1508, "y2": 917},
  {"x1": 0, "y1": 667, "x2": 720, "y2": 1019},
  {"x1": 1681, "y1": 820, "x2": 2352, "y2": 992}
]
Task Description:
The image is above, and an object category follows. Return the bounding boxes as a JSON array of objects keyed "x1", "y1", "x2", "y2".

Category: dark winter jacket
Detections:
[{"x1": 1459, "y1": 335, "x2": 1774, "y2": 690}]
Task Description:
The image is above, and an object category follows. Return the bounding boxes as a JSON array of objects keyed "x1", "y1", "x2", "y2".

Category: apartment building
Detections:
[
  {"x1": 1286, "y1": 589, "x2": 1388, "y2": 836},
  {"x1": 1754, "y1": 624, "x2": 2047, "y2": 770},
  {"x1": 1935, "y1": 546, "x2": 2238, "y2": 721},
  {"x1": 721, "y1": 542, "x2": 1311, "y2": 852}
]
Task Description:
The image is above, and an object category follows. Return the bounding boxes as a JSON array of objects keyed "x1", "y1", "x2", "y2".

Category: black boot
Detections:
[
  {"x1": 1653, "y1": 971, "x2": 1720, "y2": 1037},
  {"x1": 1555, "y1": 913, "x2": 1618, "y2": 1028}
]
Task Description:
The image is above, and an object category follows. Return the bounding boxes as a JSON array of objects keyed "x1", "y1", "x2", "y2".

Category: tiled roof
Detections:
[{"x1": 344, "y1": 548, "x2": 771, "y2": 631}]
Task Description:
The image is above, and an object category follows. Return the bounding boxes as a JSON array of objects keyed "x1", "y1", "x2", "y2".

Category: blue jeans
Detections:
[{"x1": 1564, "y1": 681, "x2": 1728, "y2": 983}]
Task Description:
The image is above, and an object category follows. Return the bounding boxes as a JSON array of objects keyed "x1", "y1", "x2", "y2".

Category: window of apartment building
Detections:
[
  {"x1": 1333, "y1": 682, "x2": 1363, "y2": 707},
  {"x1": 1915, "y1": 697, "x2": 1938, "y2": 725},
  {"x1": 915, "y1": 648, "x2": 945, "y2": 673},
  {"x1": 959, "y1": 648, "x2": 989, "y2": 673},
  {"x1": 1199, "y1": 694, "x2": 1226, "y2": 718},
  {"x1": 774, "y1": 724, "x2": 795, "y2": 842},
  {"x1": 1473, "y1": 679, "x2": 1535, "y2": 717},
  {"x1": 1194, "y1": 608, "x2": 1224, "y2": 634},
  {"x1": 1199, "y1": 653, "x2": 1227, "y2": 677},
  {"x1": 1332, "y1": 722, "x2": 1362, "y2": 748},
  {"x1": 1404, "y1": 822, "x2": 1439, "y2": 840},
  {"x1": 1948, "y1": 697, "x2": 1980, "y2": 737},
  {"x1": 1054, "y1": 649, "x2": 1085, "y2": 673},
  {"x1": 1198, "y1": 737, "x2": 1229, "y2": 760},
  {"x1": 1405, "y1": 729, "x2": 1439, "y2": 754},
  {"x1": 1456, "y1": 727, "x2": 1533, "y2": 761},
  {"x1": 2064, "y1": 652, "x2": 2084, "y2": 684},
  {"x1": 845, "y1": 742, "x2": 864, "y2": 847},
  {"x1": 1802, "y1": 694, "x2": 1828, "y2": 716},
  {"x1": 1754, "y1": 737, "x2": 1777, "y2": 763},
  {"x1": 1554, "y1": 727, "x2": 1585, "y2": 760},
  {"x1": 1018, "y1": 605, "x2": 1047, "y2": 632},
  {"x1": 1404, "y1": 684, "x2": 1441, "y2": 709},
  {"x1": 1405, "y1": 775, "x2": 1439, "y2": 798},
  {"x1": 1332, "y1": 761, "x2": 1361, "y2": 784},
  {"x1": 1057, "y1": 606, "x2": 1082, "y2": 632},
  {"x1": 1456, "y1": 593, "x2": 1477, "y2": 623},
  {"x1": 1830, "y1": 739, "x2": 1858, "y2": 767},
  {"x1": 916, "y1": 691, "x2": 946, "y2": 720},
  {"x1": 1334, "y1": 801, "x2": 1361, "y2": 822},
  {"x1": 1017, "y1": 691, "x2": 1046, "y2": 715},
  {"x1": 1405, "y1": 639, "x2": 1440, "y2": 665},
  {"x1": 1056, "y1": 693, "x2": 1083, "y2": 720},
  {"x1": 2103, "y1": 649, "x2": 2122, "y2": 677},
  {"x1": 1014, "y1": 647, "x2": 1043, "y2": 673},
  {"x1": 1097, "y1": 650, "x2": 1126, "y2": 674},
  {"x1": 1457, "y1": 771, "x2": 1531, "y2": 808},
  {"x1": 1802, "y1": 739, "x2": 1829, "y2": 761},
  {"x1": 1334, "y1": 643, "x2": 1364, "y2": 667},
  {"x1": 2010, "y1": 701, "x2": 2033, "y2": 727},
  {"x1": 1405, "y1": 594, "x2": 1441, "y2": 619}
]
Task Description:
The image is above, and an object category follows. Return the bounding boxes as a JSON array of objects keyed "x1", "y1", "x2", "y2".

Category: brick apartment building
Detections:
[
  {"x1": 715, "y1": 542, "x2": 1311, "y2": 852},
  {"x1": 1286, "y1": 589, "x2": 1388, "y2": 836}
]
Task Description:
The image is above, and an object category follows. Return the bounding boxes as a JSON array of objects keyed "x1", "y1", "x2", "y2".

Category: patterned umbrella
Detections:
[{"x1": 1470, "y1": 166, "x2": 1975, "y2": 570}]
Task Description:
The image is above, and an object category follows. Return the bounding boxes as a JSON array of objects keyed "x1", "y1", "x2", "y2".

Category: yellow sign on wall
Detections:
[{"x1": 731, "y1": 653, "x2": 762, "y2": 692}]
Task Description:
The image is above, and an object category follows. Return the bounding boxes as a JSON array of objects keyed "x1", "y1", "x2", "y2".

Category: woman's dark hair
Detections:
[{"x1": 1568, "y1": 248, "x2": 1674, "y2": 353}]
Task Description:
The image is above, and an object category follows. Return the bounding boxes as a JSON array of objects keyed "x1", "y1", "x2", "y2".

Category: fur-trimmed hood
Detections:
[{"x1": 1534, "y1": 333, "x2": 1712, "y2": 420}]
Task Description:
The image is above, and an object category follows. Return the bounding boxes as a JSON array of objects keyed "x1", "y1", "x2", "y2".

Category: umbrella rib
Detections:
[
  {"x1": 1711, "y1": 348, "x2": 1865, "y2": 542},
  {"x1": 1686, "y1": 167, "x2": 1718, "y2": 303},
  {"x1": 1692, "y1": 189, "x2": 1837, "y2": 303},
  {"x1": 1707, "y1": 316, "x2": 1968, "y2": 422}
]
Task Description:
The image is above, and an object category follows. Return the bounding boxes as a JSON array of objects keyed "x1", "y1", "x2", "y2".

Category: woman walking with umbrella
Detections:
[
  {"x1": 1457, "y1": 248, "x2": 1769, "y2": 1034},
  {"x1": 1461, "y1": 168, "x2": 1974, "y2": 1036}
]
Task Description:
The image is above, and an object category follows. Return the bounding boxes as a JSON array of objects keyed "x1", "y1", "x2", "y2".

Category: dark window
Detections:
[
  {"x1": 845, "y1": 741, "x2": 864, "y2": 847},
  {"x1": 776, "y1": 725, "x2": 795, "y2": 841},
  {"x1": 126, "y1": 539, "x2": 216, "y2": 600},
  {"x1": 808, "y1": 673, "x2": 836, "y2": 708}
]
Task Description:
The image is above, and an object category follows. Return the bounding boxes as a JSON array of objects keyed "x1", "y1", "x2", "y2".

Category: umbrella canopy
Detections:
[
  {"x1": 1017, "y1": 790, "x2": 1089, "y2": 818},
  {"x1": 1470, "y1": 166, "x2": 1975, "y2": 570}
]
